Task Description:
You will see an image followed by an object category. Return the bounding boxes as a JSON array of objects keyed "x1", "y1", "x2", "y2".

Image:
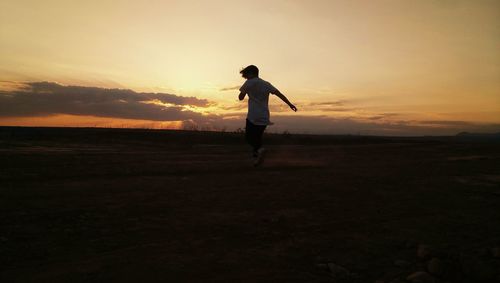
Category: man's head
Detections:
[{"x1": 240, "y1": 65, "x2": 259, "y2": 79}]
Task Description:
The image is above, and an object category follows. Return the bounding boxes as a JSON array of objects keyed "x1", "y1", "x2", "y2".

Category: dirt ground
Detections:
[{"x1": 1, "y1": 127, "x2": 499, "y2": 282}]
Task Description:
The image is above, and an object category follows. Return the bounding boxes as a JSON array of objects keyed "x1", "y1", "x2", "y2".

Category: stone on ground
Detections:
[
  {"x1": 327, "y1": 262, "x2": 350, "y2": 279},
  {"x1": 427, "y1": 258, "x2": 444, "y2": 276},
  {"x1": 417, "y1": 244, "x2": 433, "y2": 259},
  {"x1": 406, "y1": 271, "x2": 435, "y2": 283}
]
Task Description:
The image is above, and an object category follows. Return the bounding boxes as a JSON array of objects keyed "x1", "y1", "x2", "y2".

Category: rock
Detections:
[
  {"x1": 473, "y1": 260, "x2": 498, "y2": 281},
  {"x1": 427, "y1": 258, "x2": 444, "y2": 276},
  {"x1": 327, "y1": 262, "x2": 350, "y2": 279},
  {"x1": 461, "y1": 257, "x2": 498, "y2": 281},
  {"x1": 315, "y1": 263, "x2": 329, "y2": 271},
  {"x1": 438, "y1": 258, "x2": 462, "y2": 282},
  {"x1": 349, "y1": 272, "x2": 360, "y2": 279},
  {"x1": 478, "y1": 248, "x2": 490, "y2": 257},
  {"x1": 405, "y1": 239, "x2": 419, "y2": 249},
  {"x1": 491, "y1": 247, "x2": 500, "y2": 258},
  {"x1": 394, "y1": 259, "x2": 411, "y2": 268},
  {"x1": 459, "y1": 255, "x2": 474, "y2": 276},
  {"x1": 406, "y1": 271, "x2": 435, "y2": 283},
  {"x1": 417, "y1": 244, "x2": 433, "y2": 259}
]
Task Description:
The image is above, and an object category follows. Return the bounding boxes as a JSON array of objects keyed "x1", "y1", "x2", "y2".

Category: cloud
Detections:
[
  {"x1": 219, "y1": 85, "x2": 241, "y2": 91},
  {"x1": 218, "y1": 100, "x2": 352, "y2": 114},
  {"x1": 317, "y1": 107, "x2": 354, "y2": 112},
  {"x1": 286, "y1": 100, "x2": 354, "y2": 113},
  {"x1": 367, "y1": 113, "x2": 399, "y2": 120},
  {"x1": 307, "y1": 100, "x2": 346, "y2": 107},
  {"x1": 218, "y1": 103, "x2": 247, "y2": 111},
  {"x1": 1, "y1": 81, "x2": 499, "y2": 136},
  {"x1": 0, "y1": 82, "x2": 214, "y2": 121},
  {"x1": 417, "y1": 120, "x2": 474, "y2": 126}
]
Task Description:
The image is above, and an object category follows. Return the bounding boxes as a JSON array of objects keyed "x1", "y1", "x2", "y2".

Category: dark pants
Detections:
[{"x1": 245, "y1": 119, "x2": 267, "y2": 156}]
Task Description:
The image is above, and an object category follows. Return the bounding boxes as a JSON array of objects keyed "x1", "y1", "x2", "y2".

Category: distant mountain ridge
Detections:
[
  {"x1": 456, "y1": 132, "x2": 500, "y2": 137},
  {"x1": 455, "y1": 132, "x2": 500, "y2": 142}
]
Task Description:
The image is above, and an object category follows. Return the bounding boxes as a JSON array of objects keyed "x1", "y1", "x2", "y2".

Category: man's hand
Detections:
[{"x1": 290, "y1": 104, "x2": 297, "y2": 112}]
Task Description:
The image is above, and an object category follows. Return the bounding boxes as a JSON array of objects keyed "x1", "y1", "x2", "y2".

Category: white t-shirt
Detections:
[{"x1": 239, "y1": 77, "x2": 278, "y2": 125}]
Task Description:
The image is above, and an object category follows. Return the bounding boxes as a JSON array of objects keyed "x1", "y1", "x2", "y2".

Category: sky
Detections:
[{"x1": 1, "y1": 0, "x2": 499, "y2": 135}]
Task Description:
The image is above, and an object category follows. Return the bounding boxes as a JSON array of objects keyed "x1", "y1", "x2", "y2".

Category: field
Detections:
[{"x1": 1, "y1": 127, "x2": 499, "y2": 282}]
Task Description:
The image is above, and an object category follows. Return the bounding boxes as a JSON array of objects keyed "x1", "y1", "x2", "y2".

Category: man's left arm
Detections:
[{"x1": 272, "y1": 90, "x2": 297, "y2": 112}]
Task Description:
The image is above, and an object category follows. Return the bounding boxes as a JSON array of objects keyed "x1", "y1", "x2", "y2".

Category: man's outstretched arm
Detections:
[
  {"x1": 273, "y1": 90, "x2": 297, "y2": 112},
  {"x1": 238, "y1": 91, "x2": 246, "y2": 101}
]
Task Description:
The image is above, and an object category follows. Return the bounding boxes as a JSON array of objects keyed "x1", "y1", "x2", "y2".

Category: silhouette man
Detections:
[{"x1": 238, "y1": 65, "x2": 297, "y2": 166}]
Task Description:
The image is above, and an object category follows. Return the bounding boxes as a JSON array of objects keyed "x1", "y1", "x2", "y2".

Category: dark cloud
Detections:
[
  {"x1": 218, "y1": 103, "x2": 247, "y2": 111},
  {"x1": 0, "y1": 82, "x2": 213, "y2": 121},
  {"x1": 367, "y1": 113, "x2": 399, "y2": 120},
  {"x1": 298, "y1": 100, "x2": 353, "y2": 112},
  {"x1": 219, "y1": 85, "x2": 241, "y2": 91},
  {"x1": 1, "y1": 82, "x2": 499, "y2": 136},
  {"x1": 417, "y1": 120, "x2": 474, "y2": 126}
]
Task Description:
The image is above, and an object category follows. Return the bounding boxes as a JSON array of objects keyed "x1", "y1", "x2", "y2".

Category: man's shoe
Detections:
[{"x1": 253, "y1": 148, "x2": 267, "y2": 166}]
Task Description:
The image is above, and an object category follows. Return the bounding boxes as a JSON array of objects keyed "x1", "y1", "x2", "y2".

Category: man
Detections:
[{"x1": 238, "y1": 65, "x2": 297, "y2": 166}]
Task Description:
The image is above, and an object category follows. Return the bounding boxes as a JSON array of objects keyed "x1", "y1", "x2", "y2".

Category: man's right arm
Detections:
[
  {"x1": 238, "y1": 91, "x2": 246, "y2": 101},
  {"x1": 238, "y1": 81, "x2": 248, "y2": 101}
]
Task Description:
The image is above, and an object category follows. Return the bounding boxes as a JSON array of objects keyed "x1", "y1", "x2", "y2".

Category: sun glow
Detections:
[
  {"x1": 1, "y1": 0, "x2": 499, "y2": 134},
  {"x1": 0, "y1": 115, "x2": 184, "y2": 129}
]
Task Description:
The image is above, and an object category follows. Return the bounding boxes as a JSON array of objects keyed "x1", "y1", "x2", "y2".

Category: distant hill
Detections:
[
  {"x1": 0, "y1": 126, "x2": 450, "y2": 146},
  {"x1": 456, "y1": 131, "x2": 500, "y2": 137},
  {"x1": 455, "y1": 131, "x2": 500, "y2": 141},
  {"x1": 1, "y1": 126, "x2": 499, "y2": 146}
]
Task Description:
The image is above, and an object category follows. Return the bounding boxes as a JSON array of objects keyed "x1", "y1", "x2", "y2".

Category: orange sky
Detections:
[{"x1": 0, "y1": 0, "x2": 499, "y2": 135}]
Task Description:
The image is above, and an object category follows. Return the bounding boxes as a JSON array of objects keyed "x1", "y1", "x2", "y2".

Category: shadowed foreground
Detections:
[{"x1": 1, "y1": 127, "x2": 499, "y2": 282}]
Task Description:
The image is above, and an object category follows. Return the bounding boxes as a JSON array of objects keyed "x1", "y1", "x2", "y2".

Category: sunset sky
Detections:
[{"x1": 1, "y1": 0, "x2": 499, "y2": 135}]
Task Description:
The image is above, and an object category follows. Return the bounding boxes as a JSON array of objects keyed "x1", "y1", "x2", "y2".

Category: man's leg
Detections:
[
  {"x1": 245, "y1": 119, "x2": 259, "y2": 157},
  {"x1": 252, "y1": 124, "x2": 267, "y2": 166},
  {"x1": 254, "y1": 124, "x2": 267, "y2": 151}
]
